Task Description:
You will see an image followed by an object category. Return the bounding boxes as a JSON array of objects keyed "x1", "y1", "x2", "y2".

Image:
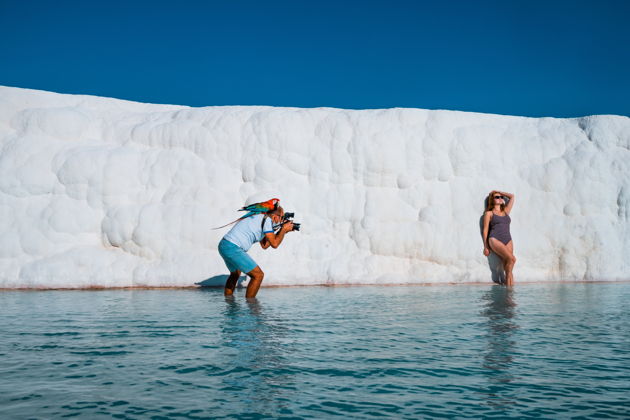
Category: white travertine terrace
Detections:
[{"x1": 0, "y1": 86, "x2": 628, "y2": 288}]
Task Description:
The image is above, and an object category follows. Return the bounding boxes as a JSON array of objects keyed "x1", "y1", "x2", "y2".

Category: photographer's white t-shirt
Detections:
[{"x1": 223, "y1": 214, "x2": 274, "y2": 252}]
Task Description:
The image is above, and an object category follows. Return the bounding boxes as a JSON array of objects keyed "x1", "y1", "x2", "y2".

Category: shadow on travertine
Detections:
[
  {"x1": 196, "y1": 275, "x2": 247, "y2": 288},
  {"x1": 487, "y1": 252, "x2": 506, "y2": 285},
  {"x1": 479, "y1": 208, "x2": 505, "y2": 285}
]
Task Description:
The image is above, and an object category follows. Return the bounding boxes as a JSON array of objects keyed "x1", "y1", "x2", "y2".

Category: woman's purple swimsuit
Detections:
[{"x1": 489, "y1": 213, "x2": 512, "y2": 245}]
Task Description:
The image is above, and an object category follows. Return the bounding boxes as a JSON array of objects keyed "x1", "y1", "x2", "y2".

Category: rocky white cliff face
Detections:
[{"x1": 0, "y1": 86, "x2": 628, "y2": 288}]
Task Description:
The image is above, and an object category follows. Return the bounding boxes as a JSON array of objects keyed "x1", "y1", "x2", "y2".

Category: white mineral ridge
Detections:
[{"x1": 0, "y1": 86, "x2": 629, "y2": 288}]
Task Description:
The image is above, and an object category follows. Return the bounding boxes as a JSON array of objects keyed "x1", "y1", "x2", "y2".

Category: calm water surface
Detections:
[{"x1": 1, "y1": 283, "x2": 629, "y2": 419}]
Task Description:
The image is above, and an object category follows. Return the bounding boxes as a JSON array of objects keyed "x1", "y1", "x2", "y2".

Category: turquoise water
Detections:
[{"x1": 1, "y1": 283, "x2": 629, "y2": 419}]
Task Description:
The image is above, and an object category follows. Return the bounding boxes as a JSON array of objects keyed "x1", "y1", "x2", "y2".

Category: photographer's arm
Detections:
[{"x1": 261, "y1": 222, "x2": 293, "y2": 249}]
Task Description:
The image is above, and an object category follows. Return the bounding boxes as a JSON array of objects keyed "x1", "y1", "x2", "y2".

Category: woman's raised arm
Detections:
[{"x1": 501, "y1": 191, "x2": 515, "y2": 214}]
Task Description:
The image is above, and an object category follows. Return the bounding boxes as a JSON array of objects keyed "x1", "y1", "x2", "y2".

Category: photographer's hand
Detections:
[
  {"x1": 281, "y1": 222, "x2": 294, "y2": 233},
  {"x1": 262, "y1": 222, "x2": 292, "y2": 249}
]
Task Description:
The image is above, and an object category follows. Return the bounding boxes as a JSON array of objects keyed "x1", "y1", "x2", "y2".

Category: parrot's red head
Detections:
[{"x1": 270, "y1": 198, "x2": 280, "y2": 209}]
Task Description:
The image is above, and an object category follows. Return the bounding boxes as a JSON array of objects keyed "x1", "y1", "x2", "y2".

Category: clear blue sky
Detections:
[{"x1": 1, "y1": 0, "x2": 629, "y2": 117}]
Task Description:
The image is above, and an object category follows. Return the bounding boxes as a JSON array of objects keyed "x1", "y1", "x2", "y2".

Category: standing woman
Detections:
[{"x1": 483, "y1": 191, "x2": 516, "y2": 286}]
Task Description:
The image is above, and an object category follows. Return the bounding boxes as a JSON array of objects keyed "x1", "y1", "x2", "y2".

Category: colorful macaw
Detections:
[{"x1": 213, "y1": 198, "x2": 280, "y2": 229}]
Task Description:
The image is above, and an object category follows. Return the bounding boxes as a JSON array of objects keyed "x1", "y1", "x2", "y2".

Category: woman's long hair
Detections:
[{"x1": 486, "y1": 191, "x2": 505, "y2": 212}]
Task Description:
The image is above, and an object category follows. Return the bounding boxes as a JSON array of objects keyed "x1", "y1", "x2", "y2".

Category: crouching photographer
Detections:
[{"x1": 219, "y1": 205, "x2": 299, "y2": 298}]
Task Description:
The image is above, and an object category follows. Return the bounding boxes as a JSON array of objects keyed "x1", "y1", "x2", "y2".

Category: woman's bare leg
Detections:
[
  {"x1": 489, "y1": 238, "x2": 516, "y2": 286},
  {"x1": 506, "y1": 241, "x2": 515, "y2": 286}
]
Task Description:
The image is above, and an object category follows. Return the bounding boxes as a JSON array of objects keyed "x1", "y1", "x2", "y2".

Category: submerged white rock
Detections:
[{"x1": 0, "y1": 86, "x2": 628, "y2": 288}]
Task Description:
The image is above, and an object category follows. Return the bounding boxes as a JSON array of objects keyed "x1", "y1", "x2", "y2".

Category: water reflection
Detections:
[
  {"x1": 220, "y1": 297, "x2": 295, "y2": 416},
  {"x1": 479, "y1": 286, "x2": 518, "y2": 408}
]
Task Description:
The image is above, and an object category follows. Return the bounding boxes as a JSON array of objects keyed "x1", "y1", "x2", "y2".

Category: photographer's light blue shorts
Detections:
[{"x1": 218, "y1": 239, "x2": 258, "y2": 273}]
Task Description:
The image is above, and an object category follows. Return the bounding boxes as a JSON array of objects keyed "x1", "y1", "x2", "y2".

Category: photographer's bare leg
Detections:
[
  {"x1": 245, "y1": 266, "x2": 264, "y2": 298},
  {"x1": 224, "y1": 270, "x2": 241, "y2": 296}
]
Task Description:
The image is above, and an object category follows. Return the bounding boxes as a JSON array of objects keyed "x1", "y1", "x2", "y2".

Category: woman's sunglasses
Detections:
[{"x1": 493, "y1": 196, "x2": 503, "y2": 199}]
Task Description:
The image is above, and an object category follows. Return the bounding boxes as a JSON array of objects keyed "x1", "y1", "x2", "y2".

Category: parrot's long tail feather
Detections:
[
  {"x1": 212, "y1": 217, "x2": 243, "y2": 230},
  {"x1": 212, "y1": 212, "x2": 257, "y2": 230}
]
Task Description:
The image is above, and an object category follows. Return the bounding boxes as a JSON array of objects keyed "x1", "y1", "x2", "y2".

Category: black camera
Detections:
[{"x1": 281, "y1": 212, "x2": 301, "y2": 231}]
